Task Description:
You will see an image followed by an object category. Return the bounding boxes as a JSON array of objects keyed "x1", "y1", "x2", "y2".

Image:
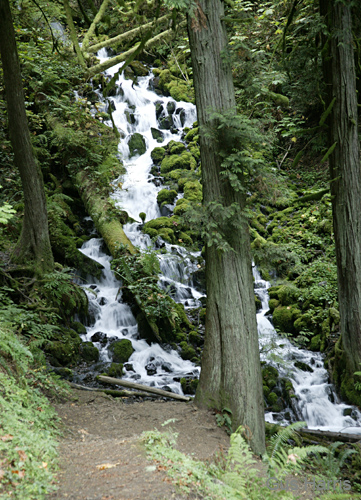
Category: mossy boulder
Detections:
[
  {"x1": 160, "y1": 152, "x2": 197, "y2": 174},
  {"x1": 107, "y1": 362, "x2": 124, "y2": 378},
  {"x1": 188, "y1": 330, "x2": 202, "y2": 346},
  {"x1": 178, "y1": 231, "x2": 193, "y2": 246},
  {"x1": 179, "y1": 341, "x2": 198, "y2": 362},
  {"x1": 151, "y1": 128, "x2": 164, "y2": 143},
  {"x1": 158, "y1": 227, "x2": 175, "y2": 243},
  {"x1": 255, "y1": 294, "x2": 262, "y2": 311},
  {"x1": 108, "y1": 339, "x2": 134, "y2": 363},
  {"x1": 268, "y1": 298, "x2": 279, "y2": 312},
  {"x1": 173, "y1": 198, "x2": 191, "y2": 216},
  {"x1": 151, "y1": 146, "x2": 166, "y2": 164},
  {"x1": 128, "y1": 133, "x2": 146, "y2": 157},
  {"x1": 80, "y1": 341, "x2": 100, "y2": 363},
  {"x1": 157, "y1": 189, "x2": 178, "y2": 206},
  {"x1": 167, "y1": 140, "x2": 186, "y2": 155},
  {"x1": 129, "y1": 61, "x2": 148, "y2": 76},
  {"x1": 184, "y1": 127, "x2": 199, "y2": 143},
  {"x1": 272, "y1": 305, "x2": 301, "y2": 334},
  {"x1": 277, "y1": 284, "x2": 301, "y2": 306},
  {"x1": 183, "y1": 180, "x2": 202, "y2": 202}
]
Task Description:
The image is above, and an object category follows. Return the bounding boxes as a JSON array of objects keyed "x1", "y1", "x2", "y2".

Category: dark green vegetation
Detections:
[{"x1": 1, "y1": 0, "x2": 361, "y2": 495}]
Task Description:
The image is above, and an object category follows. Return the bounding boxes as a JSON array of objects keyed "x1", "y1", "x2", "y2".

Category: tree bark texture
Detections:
[
  {"x1": 0, "y1": 0, "x2": 54, "y2": 274},
  {"x1": 188, "y1": 0, "x2": 265, "y2": 455},
  {"x1": 320, "y1": 0, "x2": 361, "y2": 375}
]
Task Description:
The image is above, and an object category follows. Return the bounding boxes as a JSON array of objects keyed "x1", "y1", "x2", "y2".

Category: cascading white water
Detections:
[
  {"x1": 76, "y1": 48, "x2": 361, "y2": 431},
  {"x1": 254, "y1": 267, "x2": 361, "y2": 433}
]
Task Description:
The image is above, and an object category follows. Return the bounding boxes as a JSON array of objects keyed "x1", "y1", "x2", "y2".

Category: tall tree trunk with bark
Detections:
[
  {"x1": 188, "y1": 0, "x2": 265, "y2": 455},
  {"x1": 320, "y1": 0, "x2": 361, "y2": 380},
  {"x1": 0, "y1": 0, "x2": 54, "y2": 274}
]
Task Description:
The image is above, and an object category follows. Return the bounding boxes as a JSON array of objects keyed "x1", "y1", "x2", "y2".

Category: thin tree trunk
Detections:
[
  {"x1": 63, "y1": 0, "x2": 86, "y2": 68},
  {"x1": 320, "y1": 0, "x2": 361, "y2": 376},
  {"x1": 0, "y1": 0, "x2": 54, "y2": 274},
  {"x1": 188, "y1": 0, "x2": 265, "y2": 455},
  {"x1": 81, "y1": 0, "x2": 110, "y2": 52}
]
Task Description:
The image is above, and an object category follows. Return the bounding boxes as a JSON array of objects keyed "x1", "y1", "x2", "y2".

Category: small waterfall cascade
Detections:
[
  {"x1": 254, "y1": 267, "x2": 361, "y2": 433},
  {"x1": 75, "y1": 47, "x2": 361, "y2": 432}
]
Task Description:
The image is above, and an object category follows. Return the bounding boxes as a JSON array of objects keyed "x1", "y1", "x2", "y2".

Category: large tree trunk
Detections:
[
  {"x1": 188, "y1": 0, "x2": 265, "y2": 455},
  {"x1": 320, "y1": 0, "x2": 361, "y2": 377},
  {"x1": 0, "y1": 0, "x2": 54, "y2": 274}
]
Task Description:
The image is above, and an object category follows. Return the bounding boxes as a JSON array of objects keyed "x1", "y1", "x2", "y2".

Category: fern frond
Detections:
[{"x1": 268, "y1": 421, "x2": 306, "y2": 461}]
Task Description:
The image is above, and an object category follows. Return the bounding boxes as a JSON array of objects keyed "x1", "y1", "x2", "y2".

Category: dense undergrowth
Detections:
[
  {"x1": 0, "y1": 0, "x2": 361, "y2": 496},
  {"x1": 0, "y1": 328, "x2": 69, "y2": 499}
]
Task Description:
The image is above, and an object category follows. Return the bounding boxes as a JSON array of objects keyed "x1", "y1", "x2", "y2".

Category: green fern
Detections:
[{"x1": 264, "y1": 421, "x2": 329, "y2": 477}]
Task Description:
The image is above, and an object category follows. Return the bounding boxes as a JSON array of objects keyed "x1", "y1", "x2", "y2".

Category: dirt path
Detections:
[{"x1": 49, "y1": 389, "x2": 230, "y2": 500}]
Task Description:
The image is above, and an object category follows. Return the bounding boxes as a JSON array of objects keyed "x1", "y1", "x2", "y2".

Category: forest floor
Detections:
[{"x1": 48, "y1": 388, "x2": 231, "y2": 500}]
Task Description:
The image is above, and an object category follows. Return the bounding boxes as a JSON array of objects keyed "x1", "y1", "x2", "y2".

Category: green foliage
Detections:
[
  {"x1": 0, "y1": 287, "x2": 60, "y2": 348},
  {"x1": 215, "y1": 407, "x2": 233, "y2": 434},
  {"x1": 263, "y1": 421, "x2": 328, "y2": 478},
  {"x1": 0, "y1": 185, "x2": 16, "y2": 224},
  {"x1": 141, "y1": 425, "x2": 291, "y2": 499},
  {"x1": 0, "y1": 327, "x2": 68, "y2": 499}
]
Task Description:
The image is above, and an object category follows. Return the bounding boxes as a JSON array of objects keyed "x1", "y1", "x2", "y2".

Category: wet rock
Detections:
[
  {"x1": 80, "y1": 341, "x2": 99, "y2": 363},
  {"x1": 90, "y1": 331, "x2": 108, "y2": 346},
  {"x1": 161, "y1": 386, "x2": 173, "y2": 393},
  {"x1": 294, "y1": 361, "x2": 314, "y2": 372},
  {"x1": 343, "y1": 408, "x2": 353, "y2": 417},
  {"x1": 158, "y1": 115, "x2": 174, "y2": 130},
  {"x1": 176, "y1": 108, "x2": 186, "y2": 126},
  {"x1": 124, "y1": 363, "x2": 135, "y2": 372},
  {"x1": 167, "y1": 101, "x2": 176, "y2": 114},
  {"x1": 125, "y1": 110, "x2": 136, "y2": 125},
  {"x1": 161, "y1": 362, "x2": 173, "y2": 373},
  {"x1": 145, "y1": 362, "x2": 157, "y2": 376},
  {"x1": 155, "y1": 100, "x2": 164, "y2": 118},
  {"x1": 98, "y1": 297, "x2": 108, "y2": 306},
  {"x1": 151, "y1": 127, "x2": 164, "y2": 143},
  {"x1": 128, "y1": 133, "x2": 146, "y2": 157},
  {"x1": 131, "y1": 373, "x2": 141, "y2": 380}
]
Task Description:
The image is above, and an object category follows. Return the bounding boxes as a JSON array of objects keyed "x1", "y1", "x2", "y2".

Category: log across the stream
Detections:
[{"x1": 98, "y1": 375, "x2": 191, "y2": 402}]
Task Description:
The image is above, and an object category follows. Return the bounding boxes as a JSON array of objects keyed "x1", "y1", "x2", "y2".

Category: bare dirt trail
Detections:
[{"x1": 48, "y1": 389, "x2": 230, "y2": 500}]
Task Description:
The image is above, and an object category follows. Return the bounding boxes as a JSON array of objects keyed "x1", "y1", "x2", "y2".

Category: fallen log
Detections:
[
  {"x1": 299, "y1": 427, "x2": 361, "y2": 443},
  {"x1": 98, "y1": 375, "x2": 191, "y2": 402},
  {"x1": 69, "y1": 382, "x2": 156, "y2": 398}
]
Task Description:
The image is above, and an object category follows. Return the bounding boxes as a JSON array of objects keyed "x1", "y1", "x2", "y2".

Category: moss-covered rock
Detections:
[
  {"x1": 184, "y1": 127, "x2": 199, "y2": 143},
  {"x1": 167, "y1": 140, "x2": 187, "y2": 155},
  {"x1": 183, "y1": 180, "x2": 202, "y2": 202},
  {"x1": 129, "y1": 60, "x2": 148, "y2": 76},
  {"x1": 272, "y1": 305, "x2": 301, "y2": 334},
  {"x1": 160, "y1": 152, "x2": 197, "y2": 174},
  {"x1": 277, "y1": 284, "x2": 301, "y2": 306},
  {"x1": 173, "y1": 198, "x2": 191, "y2": 216},
  {"x1": 128, "y1": 133, "x2": 146, "y2": 157},
  {"x1": 108, "y1": 339, "x2": 134, "y2": 363},
  {"x1": 268, "y1": 298, "x2": 279, "y2": 312},
  {"x1": 80, "y1": 341, "x2": 99, "y2": 363},
  {"x1": 107, "y1": 362, "x2": 124, "y2": 377},
  {"x1": 151, "y1": 128, "x2": 164, "y2": 143},
  {"x1": 178, "y1": 231, "x2": 193, "y2": 246},
  {"x1": 179, "y1": 341, "x2": 198, "y2": 362},
  {"x1": 157, "y1": 189, "x2": 178, "y2": 206},
  {"x1": 151, "y1": 146, "x2": 166, "y2": 164},
  {"x1": 309, "y1": 334, "x2": 321, "y2": 351},
  {"x1": 158, "y1": 227, "x2": 175, "y2": 243}
]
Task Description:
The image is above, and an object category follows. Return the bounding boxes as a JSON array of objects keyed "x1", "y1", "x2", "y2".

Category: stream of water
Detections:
[{"x1": 76, "y1": 48, "x2": 361, "y2": 433}]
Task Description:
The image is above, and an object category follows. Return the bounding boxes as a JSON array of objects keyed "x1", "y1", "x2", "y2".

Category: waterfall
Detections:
[{"x1": 75, "y1": 48, "x2": 361, "y2": 433}]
